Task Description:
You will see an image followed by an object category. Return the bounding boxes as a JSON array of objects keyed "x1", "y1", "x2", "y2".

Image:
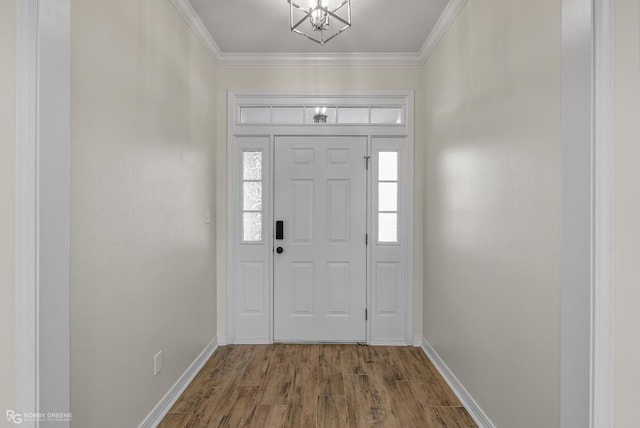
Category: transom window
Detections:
[{"x1": 239, "y1": 105, "x2": 404, "y2": 125}]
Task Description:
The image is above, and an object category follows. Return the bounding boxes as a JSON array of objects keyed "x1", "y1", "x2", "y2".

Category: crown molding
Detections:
[
  {"x1": 211, "y1": 52, "x2": 426, "y2": 66},
  {"x1": 171, "y1": 0, "x2": 223, "y2": 60},
  {"x1": 418, "y1": 0, "x2": 467, "y2": 63},
  {"x1": 171, "y1": 0, "x2": 467, "y2": 66}
]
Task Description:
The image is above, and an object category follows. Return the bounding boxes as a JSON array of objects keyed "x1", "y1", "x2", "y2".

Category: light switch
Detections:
[{"x1": 154, "y1": 351, "x2": 163, "y2": 376}]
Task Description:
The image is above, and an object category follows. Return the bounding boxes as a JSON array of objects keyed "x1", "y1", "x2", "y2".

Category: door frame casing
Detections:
[
  {"x1": 561, "y1": 0, "x2": 614, "y2": 426},
  {"x1": 16, "y1": 0, "x2": 71, "y2": 425},
  {"x1": 226, "y1": 90, "x2": 415, "y2": 346}
]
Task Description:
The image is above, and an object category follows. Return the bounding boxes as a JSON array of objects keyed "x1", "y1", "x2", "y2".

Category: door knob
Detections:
[{"x1": 276, "y1": 247, "x2": 284, "y2": 254}]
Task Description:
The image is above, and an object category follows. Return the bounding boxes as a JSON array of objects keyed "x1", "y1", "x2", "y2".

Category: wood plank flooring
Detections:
[{"x1": 159, "y1": 344, "x2": 476, "y2": 428}]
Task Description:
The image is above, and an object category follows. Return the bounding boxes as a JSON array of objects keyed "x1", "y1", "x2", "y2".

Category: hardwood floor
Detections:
[{"x1": 159, "y1": 344, "x2": 476, "y2": 428}]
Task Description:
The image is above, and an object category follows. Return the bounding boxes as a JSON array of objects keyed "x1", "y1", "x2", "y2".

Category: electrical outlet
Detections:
[
  {"x1": 154, "y1": 351, "x2": 163, "y2": 376},
  {"x1": 204, "y1": 209, "x2": 211, "y2": 224}
]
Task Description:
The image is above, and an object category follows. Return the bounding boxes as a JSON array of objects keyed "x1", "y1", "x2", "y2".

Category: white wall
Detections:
[
  {"x1": 0, "y1": 0, "x2": 16, "y2": 426},
  {"x1": 70, "y1": 0, "x2": 218, "y2": 426},
  {"x1": 422, "y1": 1, "x2": 561, "y2": 427},
  {"x1": 214, "y1": 65, "x2": 425, "y2": 343},
  {"x1": 613, "y1": 1, "x2": 640, "y2": 426}
]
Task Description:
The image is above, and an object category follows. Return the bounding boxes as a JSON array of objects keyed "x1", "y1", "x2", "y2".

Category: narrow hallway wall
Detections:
[
  {"x1": 422, "y1": 1, "x2": 561, "y2": 426},
  {"x1": 0, "y1": 1, "x2": 16, "y2": 425},
  {"x1": 71, "y1": 0, "x2": 218, "y2": 426}
]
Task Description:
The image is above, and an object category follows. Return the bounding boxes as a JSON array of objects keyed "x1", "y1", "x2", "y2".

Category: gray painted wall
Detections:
[{"x1": 423, "y1": 0, "x2": 562, "y2": 426}]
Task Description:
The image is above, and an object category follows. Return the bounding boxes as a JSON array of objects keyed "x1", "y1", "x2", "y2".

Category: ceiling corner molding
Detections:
[
  {"x1": 172, "y1": 0, "x2": 466, "y2": 66},
  {"x1": 418, "y1": 0, "x2": 467, "y2": 64},
  {"x1": 213, "y1": 52, "x2": 425, "y2": 67},
  {"x1": 171, "y1": 0, "x2": 223, "y2": 63}
]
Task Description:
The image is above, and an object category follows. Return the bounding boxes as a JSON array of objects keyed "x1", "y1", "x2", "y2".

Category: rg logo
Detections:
[{"x1": 6, "y1": 410, "x2": 22, "y2": 424}]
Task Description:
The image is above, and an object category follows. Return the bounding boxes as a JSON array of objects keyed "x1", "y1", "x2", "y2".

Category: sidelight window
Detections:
[
  {"x1": 377, "y1": 151, "x2": 399, "y2": 243},
  {"x1": 242, "y1": 151, "x2": 263, "y2": 242}
]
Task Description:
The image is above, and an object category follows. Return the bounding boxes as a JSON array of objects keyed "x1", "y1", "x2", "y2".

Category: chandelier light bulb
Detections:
[
  {"x1": 310, "y1": 5, "x2": 329, "y2": 32},
  {"x1": 313, "y1": 106, "x2": 328, "y2": 123}
]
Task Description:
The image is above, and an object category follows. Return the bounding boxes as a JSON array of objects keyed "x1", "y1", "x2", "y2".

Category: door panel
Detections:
[{"x1": 274, "y1": 136, "x2": 367, "y2": 342}]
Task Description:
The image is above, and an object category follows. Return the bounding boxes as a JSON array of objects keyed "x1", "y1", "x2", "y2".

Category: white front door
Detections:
[{"x1": 273, "y1": 136, "x2": 367, "y2": 342}]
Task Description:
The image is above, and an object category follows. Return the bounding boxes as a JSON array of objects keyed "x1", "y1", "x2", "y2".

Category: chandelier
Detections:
[
  {"x1": 288, "y1": 0, "x2": 352, "y2": 45},
  {"x1": 313, "y1": 107, "x2": 328, "y2": 123}
]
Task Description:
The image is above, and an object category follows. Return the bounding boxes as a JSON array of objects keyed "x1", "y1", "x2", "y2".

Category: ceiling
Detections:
[{"x1": 188, "y1": 0, "x2": 449, "y2": 54}]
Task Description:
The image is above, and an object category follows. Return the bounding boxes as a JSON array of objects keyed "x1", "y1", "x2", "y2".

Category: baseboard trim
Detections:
[
  {"x1": 413, "y1": 336, "x2": 423, "y2": 347},
  {"x1": 138, "y1": 337, "x2": 219, "y2": 428},
  {"x1": 420, "y1": 338, "x2": 495, "y2": 428}
]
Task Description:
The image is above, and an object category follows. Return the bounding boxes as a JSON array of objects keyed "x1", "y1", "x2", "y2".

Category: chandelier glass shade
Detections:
[{"x1": 288, "y1": 0, "x2": 352, "y2": 45}]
